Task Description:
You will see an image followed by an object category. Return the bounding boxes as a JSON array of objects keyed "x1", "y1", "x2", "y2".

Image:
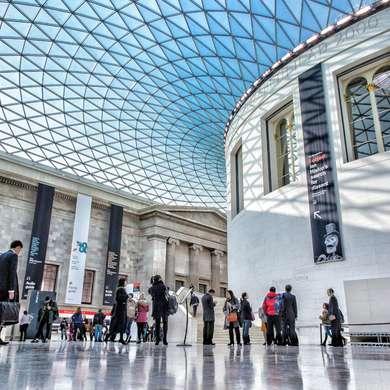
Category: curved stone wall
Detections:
[{"x1": 225, "y1": 8, "x2": 390, "y2": 343}]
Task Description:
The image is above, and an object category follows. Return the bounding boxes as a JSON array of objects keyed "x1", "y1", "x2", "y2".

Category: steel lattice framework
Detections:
[{"x1": 0, "y1": 0, "x2": 374, "y2": 209}]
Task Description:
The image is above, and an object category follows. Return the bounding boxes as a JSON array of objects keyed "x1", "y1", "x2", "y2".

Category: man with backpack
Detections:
[
  {"x1": 148, "y1": 275, "x2": 170, "y2": 345},
  {"x1": 262, "y1": 287, "x2": 283, "y2": 345}
]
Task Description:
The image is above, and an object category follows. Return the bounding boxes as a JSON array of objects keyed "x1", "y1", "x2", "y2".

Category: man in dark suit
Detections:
[
  {"x1": 0, "y1": 240, "x2": 23, "y2": 345},
  {"x1": 201, "y1": 288, "x2": 216, "y2": 345},
  {"x1": 281, "y1": 284, "x2": 299, "y2": 346}
]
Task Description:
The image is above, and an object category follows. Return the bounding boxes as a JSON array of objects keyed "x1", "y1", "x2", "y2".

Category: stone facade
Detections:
[{"x1": 0, "y1": 173, "x2": 227, "y2": 313}]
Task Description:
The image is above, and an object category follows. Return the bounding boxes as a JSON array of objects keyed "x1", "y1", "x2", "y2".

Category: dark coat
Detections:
[
  {"x1": 240, "y1": 298, "x2": 253, "y2": 321},
  {"x1": 110, "y1": 287, "x2": 128, "y2": 333},
  {"x1": 0, "y1": 249, "x2": 19, "y2": 302},
  {"x1": 201, "y1": 293, "x2": 215, "y2": 322},
  {"x1": 281, "y1": 292, "x2": 298, "y2": 323},
  {"x1": 190, "y1": 294, "x2": 199, "y2": 306},
  {"x1": 148, "y1": 280, "x2": 168, "y2": 319},
  {"x1": 93, "y1": 312, "x2": 105, "y2": 326},
  {"x1": 38, "y1": 300, "x2": 58, "y2": 325},
  {"x1": 328, "y1": 295, "x2": 341, "y2": 322}
]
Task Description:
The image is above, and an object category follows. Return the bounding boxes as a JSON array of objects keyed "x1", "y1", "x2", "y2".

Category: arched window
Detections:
[
  {"x1": 276, "y1": 118, "x2": 290, "y2": 187},
  {"x1": 346, "y1": 77, "x2": 377, "y2": 159},
  {"x1": 373, "y1": 66, "x2": 390, "y2": 151},
  {"x1": 266, "y1": 104, "x2": 299, "y2": 193},
  {"x1": 342, "y1": 60, "x2": 390, "y2": 161}
]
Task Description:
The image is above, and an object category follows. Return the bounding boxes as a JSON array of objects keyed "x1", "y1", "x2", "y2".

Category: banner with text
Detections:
[
  {"x1": 65, "y1": 194, "x2": 92, "y2": 304},
  {"x1": 22, "y1": 183, "x2": 55, "y2": 299},
  {"x1": 103, "y1": 204, "x2": 123, "y2": 305},
  {"x1": 298, "y1": 63, "x2": 344, "y2": 264}
]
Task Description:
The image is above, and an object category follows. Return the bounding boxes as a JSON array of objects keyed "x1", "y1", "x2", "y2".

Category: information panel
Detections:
[
  {"x1": 22, "y1": 183, "x2": 54, "y2": 299},
  {"x1": 22, "y1": 183, "x2": 55, "y2": 299},
  {"x1": 103, "y1": 204, "x2": 123, "y2": 305},
  {"x1": 298, "y1": 63, "x2": 344, "y2": 264},
  {"x1": 65, "y1": 194, "x2": 92, "y2": 304}
]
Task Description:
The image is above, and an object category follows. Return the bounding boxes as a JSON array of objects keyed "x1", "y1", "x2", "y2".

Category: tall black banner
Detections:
[
  {"x1": 298, "y1": 63, "x2": 343, "y2": 264},
  {"x1": 103, "y1": 204, "x2": 123, "y2": 305},
  {"x1": 22, "y1": 183, "x2": 55, "y2": 298}
]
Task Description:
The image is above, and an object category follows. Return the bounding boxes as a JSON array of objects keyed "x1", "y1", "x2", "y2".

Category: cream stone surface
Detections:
[{"x1": 0, "y1": 163, "x2": 228, "y2": 315}]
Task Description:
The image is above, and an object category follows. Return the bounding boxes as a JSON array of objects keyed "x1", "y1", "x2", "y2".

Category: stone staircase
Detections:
[{"x1": 194, "y1": 296, "x2": 265, "y2": 345}]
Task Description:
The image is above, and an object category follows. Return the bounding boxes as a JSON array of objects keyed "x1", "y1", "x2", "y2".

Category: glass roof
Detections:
[{"x1": 0, "y1": 0, "x2": 374, "y2": 210}]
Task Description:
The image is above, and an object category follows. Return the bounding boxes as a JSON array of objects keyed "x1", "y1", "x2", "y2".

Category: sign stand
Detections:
[{"x1": 177, "y1": 287, "x2": 193, "y2": 347}]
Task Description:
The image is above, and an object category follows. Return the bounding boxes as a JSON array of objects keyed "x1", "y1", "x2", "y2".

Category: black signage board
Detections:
[
  {"x1": 103, "y1": 205, "x2": 123, "y2": 305},
  {"x1": 298, "y1": 63, "x2": 344, "y2": 264},
  {"x1": 22, "y1": 183, "x2": 55, "y2": 298}
]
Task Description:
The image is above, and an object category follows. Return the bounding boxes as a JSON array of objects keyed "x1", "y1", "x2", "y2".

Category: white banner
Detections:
[{"x1": 65, "y1": 194, "x2": 92, "y2": 304}]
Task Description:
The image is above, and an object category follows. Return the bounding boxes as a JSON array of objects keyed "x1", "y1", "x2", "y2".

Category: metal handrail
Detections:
[{"x1": 319, "y1": 322, "x2": 390, "y2": 345}]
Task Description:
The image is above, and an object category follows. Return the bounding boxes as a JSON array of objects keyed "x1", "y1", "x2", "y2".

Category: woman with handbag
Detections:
[
  {"x1": 223, "y1": 290, "x2": 241, "y2": 346},
  {"x1": 240, "y1": 292, "x2": 253, "y2": 345}
]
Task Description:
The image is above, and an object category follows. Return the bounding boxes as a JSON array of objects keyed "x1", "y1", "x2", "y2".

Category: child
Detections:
[{"x1": 319, "y1": 303, "x2": 331, "y2": 346}]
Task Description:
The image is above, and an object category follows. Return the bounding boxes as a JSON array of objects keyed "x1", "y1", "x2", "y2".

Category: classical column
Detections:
[
  {"x1": 189, "y1": 244, "x2": 203, "y2": 290},
  {"x1": 211, "y1": 250, "x2": 224, "y2": 293},
  {"x1": 141, "y1": 235, "x2": 167, "y2": 292},
  {"x1": 165, "y1": 238, "x2": 180, "y2": 291}
]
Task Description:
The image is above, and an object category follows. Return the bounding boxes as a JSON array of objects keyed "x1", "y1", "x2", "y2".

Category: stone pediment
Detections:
[{"x1": 141, "y1": 205, "x2": 226, "y2": 231}]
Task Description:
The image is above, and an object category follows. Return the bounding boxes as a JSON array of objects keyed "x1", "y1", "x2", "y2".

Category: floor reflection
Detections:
[{"x1": 1, "y1": 342, "x2": 390, "y2": 389}]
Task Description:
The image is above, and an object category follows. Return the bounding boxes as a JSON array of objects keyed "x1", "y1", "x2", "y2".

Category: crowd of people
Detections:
[
  {"x1": 0, "y1": 240, "x2": 346, "y2": 348},
  {"x1": 199, "y1": 285, "x2": 300, "y2": 347}
]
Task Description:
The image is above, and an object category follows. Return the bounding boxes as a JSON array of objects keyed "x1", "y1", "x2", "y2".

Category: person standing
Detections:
[
  {"x1": 223, "y1": 290, "x2": 241, "y2": 346},
  {"x1": 71, "y1": 307, "x2": 84, "y2": 341},
  {"x1": 0, "y1": 240, "x2": 23, "y2": 346},
  {"x1": 105, "y1": 278, "x2": 128, "y2": 344},
  {"x1": 262, "y1": 287, "x2": 282, "y2": 346},
  {"x1": 19, "y1": 310, "x2": 33, "y2": 342},
  {"x1": 281, "y1": 285, "x2": 299, "y2": 346},
  {"x1": 319, "y1": 303, "x2": 332, "y2": 346},
  {"x1": 327, "y1": 288, "x2": 343, "y2": 347},
  {"x1": 201, "y1": 288, "x2": 216, "y2": 345},
  {"x1": 148, "y1": 275, "x2": 169, "y2": 346},
  {"x1": 240, "y1": 292, "x2": 253, "y2": 345},
  {"x1": 258, "y1": 306, "x2": 267, "y2": 346},
  {"x1": 93, "y1": 309, "x2": 105, "y2": 342},
  {"x1": 136, "y1": 293, "x2": 149, "y2": 343},
  {"x1": 60, "y1": 318, "x2": 68, "y2": 341},
  {"x1": 190, "y1": 290, "x2": 200, "y2": 317},
  {"x1": 31, "y1": 296, "x2": 58, "y2": 343},
  {"x1": 126, "y1": 293, "x2": 137, "y2": 343}
]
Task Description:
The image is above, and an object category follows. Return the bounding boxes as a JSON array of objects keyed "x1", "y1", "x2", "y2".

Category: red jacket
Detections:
[{"x1": 262, "y1": 292, "x2": 280, "y2": 316}]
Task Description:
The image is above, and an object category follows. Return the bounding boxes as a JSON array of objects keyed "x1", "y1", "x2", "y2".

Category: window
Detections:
[
  {"x1": 175, "y1": 280, "x2": 185, "y2": 292},
  {"x1": 82, "y1": 269, "x2": 95, "y2": 304},
  {"x1": 265, "y1": 103, "x2": 299, "y2": 193},
  {"x1": 199, "y1": 283, "x2": 207, "y2": 294},
  {"x1": 374, "y1": 67, "x2": 390, "y2": 150},
  {"x1": 41, "y1": 263, "x2": 58, "y2": 292},
  {"x1": 341, "y1": 60, "x2": 390, "y2": 161},
  {"x1": 231, "y1": 143, "x2": 243, "y2": 216},
  {"x1": 220, "y1": 287, "x2": 227, "y2": 298}
]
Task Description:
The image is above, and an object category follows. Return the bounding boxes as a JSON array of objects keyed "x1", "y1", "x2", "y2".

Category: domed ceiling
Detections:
[{"x1": 0, "y1": 0, "x2": 375, "y2": 209}]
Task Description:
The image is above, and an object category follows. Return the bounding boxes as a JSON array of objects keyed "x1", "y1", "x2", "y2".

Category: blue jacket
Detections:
[{"x1": 71, "y1": 312, "x2": 83, "y2": 325}]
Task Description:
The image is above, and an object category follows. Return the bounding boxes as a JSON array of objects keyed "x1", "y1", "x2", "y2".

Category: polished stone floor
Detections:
[{"x1": 1, "y1": 342, "x2": 390, "y2": 390}]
